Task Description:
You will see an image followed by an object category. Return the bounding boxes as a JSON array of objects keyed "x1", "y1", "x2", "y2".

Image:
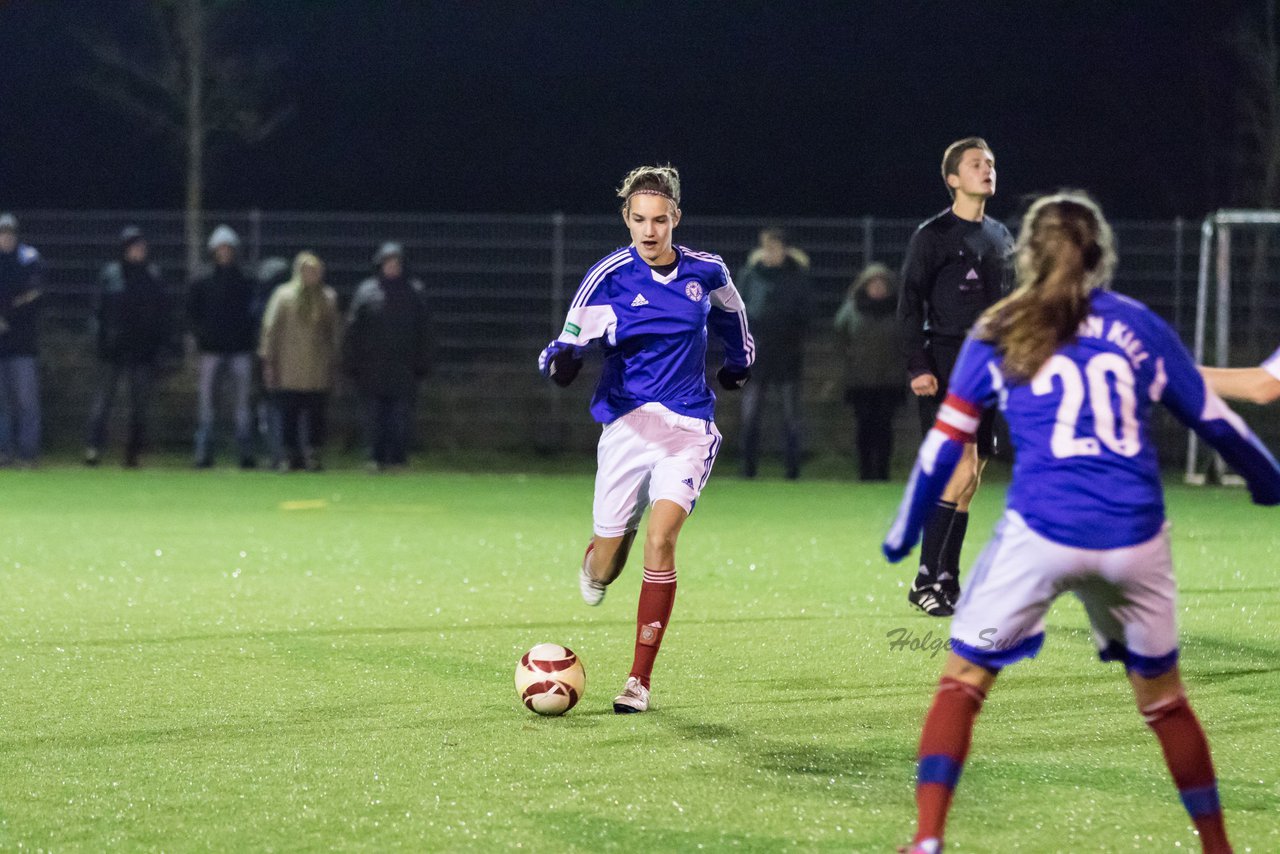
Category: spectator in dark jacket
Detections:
[
  {"x1": 344, "y1": 242, "x2": 430, "y2": 470},
  {"x1": 188, "y1": 224, "x2": 260, "y2": 468},
  {"x1": 737, "y1": 227, "x2": 812, "y2": 479},
  {"x1": 834, "y1": 263, "x2": 906, "y2": 481},
  {"x1": 0, "y1": 212, "x2": 44, "y2": 466},
  {"x1": 85, "y1": 227, "x2": 172, "y2": 467}
]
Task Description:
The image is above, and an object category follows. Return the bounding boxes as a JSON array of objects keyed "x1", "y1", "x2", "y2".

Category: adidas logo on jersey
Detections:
[
  {"x1": 965, "y1": 268, "x2": 979, "y2": 280},
  {"x1": 631, "y1": 293, "x2": 650, "y2": 307},
  {"x1": 681, "y1": 478, "x2": 694, "y2": 488}
]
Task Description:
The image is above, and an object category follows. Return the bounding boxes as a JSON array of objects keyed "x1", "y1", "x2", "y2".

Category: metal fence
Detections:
[{"x1": 14, "y1": 210, "x2": 1280, "y2": 466}]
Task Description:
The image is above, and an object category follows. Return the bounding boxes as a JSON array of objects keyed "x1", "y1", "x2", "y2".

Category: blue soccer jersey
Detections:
[
  {"x1": 886, "y1": 289, "x2": 1280, "y2": 556},
  {"x1": 555, "y1": 245, "x2": 754, "y2": 423}
]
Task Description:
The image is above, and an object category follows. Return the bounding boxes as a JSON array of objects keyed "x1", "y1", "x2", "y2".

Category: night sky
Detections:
[{"x1": 0, "y1": 1, "x2": 1251, "y2": 220}]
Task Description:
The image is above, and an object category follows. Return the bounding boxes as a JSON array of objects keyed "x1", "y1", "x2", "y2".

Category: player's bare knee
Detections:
[{"x1": 644, "y1": 525, "x2": 679, "y2": 560}]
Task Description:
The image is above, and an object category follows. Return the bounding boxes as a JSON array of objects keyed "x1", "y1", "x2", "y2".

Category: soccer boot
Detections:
[
  {"x1": 579, "y1": 542, "x2": 607, "y2": 606},
  {"x1": 612, "y1": 676, "x2": 650, "y2": 714},
  {"x1": 907, "y1": 582, "x2": 954, "y2": 618},
  {"x1": 898, "y1": 839, "x2": 942, "y2": 854},
  {"x1": 938, "y1": 578, "x2": 961, "y2": 611}
]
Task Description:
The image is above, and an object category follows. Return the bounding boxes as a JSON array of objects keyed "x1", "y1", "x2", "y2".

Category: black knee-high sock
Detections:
[
  {"x1": 916, "y1": 501, "x2": 958, "y2": 587},
  {"x1": 938, "y1": 510, "x2": 969, "y2": 591}
]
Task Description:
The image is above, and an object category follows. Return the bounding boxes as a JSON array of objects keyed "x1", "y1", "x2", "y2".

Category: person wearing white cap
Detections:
[{"x1": 187, "y1": 224, "x2": 260, "y2": 468}]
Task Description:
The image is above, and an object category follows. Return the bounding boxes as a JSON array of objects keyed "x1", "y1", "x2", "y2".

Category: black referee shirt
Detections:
[{"x1": 897, "y1": 208, "x2": 1014, "y2": 377}]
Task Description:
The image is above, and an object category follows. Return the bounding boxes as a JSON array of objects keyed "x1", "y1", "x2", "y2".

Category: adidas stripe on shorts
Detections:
[{"x1": 593, "y1": 402, "x2": 722, "y2": 537}]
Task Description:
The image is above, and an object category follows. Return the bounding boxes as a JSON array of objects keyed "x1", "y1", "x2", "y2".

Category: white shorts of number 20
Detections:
[
  {"x1": 593, "y1": 403, "x2": 722, "y2": 538},
  {"x1": 950, "y1": 510, "x2": 1179, "y2": 676}
]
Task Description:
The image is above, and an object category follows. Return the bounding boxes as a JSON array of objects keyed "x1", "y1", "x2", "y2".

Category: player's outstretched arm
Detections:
[
  {"x1": 1158, "y1": 329, "x2": 1280, "y2": 505},
  {"x1": 883, "y1": 405, "x2": 969, "y2": 562},
  {"x1": 1200, "y1": 365, "x2": 1280, "y2": 406},
  {"x1": 538, "y1": 253, "x2": 625, "y2": 386},
  {"x1": 884, "y1": 338, "x2": 997, "y2": 561}
]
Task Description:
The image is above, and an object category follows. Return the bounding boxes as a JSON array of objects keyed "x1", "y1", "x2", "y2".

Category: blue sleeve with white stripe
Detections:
[
  {"x1": 883, "y1": 338, "x2": 998, "y2": 562},
  {"x1": 556, "y1": 248, "x2": 628, "y2": 347},
  {"x1": 705, "y1": 262, "x2": 755, "y2": 368},
  {"x1": 1150, "y1": 318, "x2": 1280, "y2": 505}
]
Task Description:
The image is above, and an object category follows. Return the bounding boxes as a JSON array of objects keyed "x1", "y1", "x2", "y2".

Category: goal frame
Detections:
[{"x1": 1185, "y1": 209, "x2": 1280, "y2": 484}]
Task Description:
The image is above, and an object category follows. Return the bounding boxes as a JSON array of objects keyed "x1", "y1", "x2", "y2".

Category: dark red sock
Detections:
[
  {"x1": 629, "y1": 567, "x2": 676, "y2": 689},
  {"x1": 1143, "y1": 695, "x2": 1231, "y2": 853},
  {"x1": 914, "y1": 676, "x2": 987, "y2": 844}
]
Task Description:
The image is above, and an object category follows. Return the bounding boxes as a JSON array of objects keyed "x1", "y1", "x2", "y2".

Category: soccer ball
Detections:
[{"x1": 516, "y1": 643, "x2": 585, "y2": 715}]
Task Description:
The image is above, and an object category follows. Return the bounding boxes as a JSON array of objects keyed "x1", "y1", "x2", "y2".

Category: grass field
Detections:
[{"x1": 0, "y1": 463, "x2": 1277, "y2": 852}]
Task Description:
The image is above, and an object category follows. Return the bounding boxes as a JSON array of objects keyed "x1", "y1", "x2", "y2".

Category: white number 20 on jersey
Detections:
[{"x1": 1032, "y1": 354, "x2": 1141, "y2": 458}]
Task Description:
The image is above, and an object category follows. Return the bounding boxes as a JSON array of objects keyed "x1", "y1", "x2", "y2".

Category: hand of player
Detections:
[
  {"x1": 538, "y1": 341, "x2": 584, "y2": 387},
  {"x1": 910, "y1": 373, "x2": 938, "y2": 397},
  {"x1": 717, "y1": 364, "x2": 751, "y2": 391}
]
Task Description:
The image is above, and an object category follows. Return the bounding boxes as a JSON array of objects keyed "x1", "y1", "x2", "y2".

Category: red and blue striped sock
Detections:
[
  {"x1": 1143, "y1": 695, "x2": 1231, "y2": 853},
  {"x1": 914, "y1": 676, "x2": 987, "y2": 844},
  {"x1": 630, "y1": 567, "x2": 677, "y2": 690}
]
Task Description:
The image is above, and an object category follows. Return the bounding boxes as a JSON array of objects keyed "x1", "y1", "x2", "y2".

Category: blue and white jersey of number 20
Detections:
[
  {"x1": 556, "y1": 245, "x2": 755, "y2": 424},
  {"x1": 887, "y1": 288, "x2": 1280, "y2": 556}
]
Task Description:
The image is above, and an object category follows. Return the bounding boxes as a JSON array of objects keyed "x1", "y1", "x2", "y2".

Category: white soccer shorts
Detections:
[
  {"x1": 592, "y1": 403, "x2": 722, "y2": 538},
  {"x1": 949, "y1": 510, "x2": 1179, "y2": 676}
]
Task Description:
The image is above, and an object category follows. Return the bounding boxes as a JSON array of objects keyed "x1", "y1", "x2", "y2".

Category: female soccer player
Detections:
[
  {"x1": 883, "y1": 192, "x2": 1280, "y2": 854},
  {"x1": 538, "y1": 164, "x2": 753, "y2": 714}
]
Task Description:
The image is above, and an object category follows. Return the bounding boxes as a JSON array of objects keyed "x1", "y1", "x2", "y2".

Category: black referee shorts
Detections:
[{"x1": 916, "y1": 337, "x2": 997, "y2": 458}]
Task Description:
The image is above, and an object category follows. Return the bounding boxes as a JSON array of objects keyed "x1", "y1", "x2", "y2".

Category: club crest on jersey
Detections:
[{"x1": 685, "y1": 281, "x2": 704, "y2": 302}]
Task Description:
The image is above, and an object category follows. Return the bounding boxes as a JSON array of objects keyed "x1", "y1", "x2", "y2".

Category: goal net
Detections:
[{"x1": 1185, "y1": 210, "x2": 1280, "y2": 484}]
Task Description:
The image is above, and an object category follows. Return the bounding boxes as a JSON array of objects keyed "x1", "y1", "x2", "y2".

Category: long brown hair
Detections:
[{"x1": 976, "y1": 191, "x2": 1116, "y2": 381}]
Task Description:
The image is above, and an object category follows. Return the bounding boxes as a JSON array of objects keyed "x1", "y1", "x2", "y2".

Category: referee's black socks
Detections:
[
  {"x1": 916, "y1": 500, "x2": 958, "y2": 588},
  {"x1": 940, "y1": 509, "x2": 969, "y2": 596}
]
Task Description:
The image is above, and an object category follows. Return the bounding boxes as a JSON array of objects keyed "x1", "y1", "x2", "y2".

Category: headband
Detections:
[{"x1": 627, "y1": 189, "x2": 675, "y2": 203}]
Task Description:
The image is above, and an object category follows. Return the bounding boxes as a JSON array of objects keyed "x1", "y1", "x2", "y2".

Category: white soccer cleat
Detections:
[
  {"x1": 612, "y1": 676, "x2": 649, "y2": 714},
  {"x1": 579, "y1": 543, "x2": 606, "y2": 606}
]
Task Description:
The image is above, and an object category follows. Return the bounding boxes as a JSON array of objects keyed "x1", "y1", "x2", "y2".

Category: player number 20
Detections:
[{"x1": 1032, "y1": 353, "x2": 1141, "y2": 458}]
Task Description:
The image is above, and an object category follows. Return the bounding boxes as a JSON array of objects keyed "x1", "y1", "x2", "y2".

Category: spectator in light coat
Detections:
[{"x1": 259, "y1": 251, "x2": 340, "y2": 472}]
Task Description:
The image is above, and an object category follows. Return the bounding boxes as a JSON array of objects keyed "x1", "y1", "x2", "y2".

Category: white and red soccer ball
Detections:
[{"x1": 516, "y1": 643, "x2": 585, "y2": 715}]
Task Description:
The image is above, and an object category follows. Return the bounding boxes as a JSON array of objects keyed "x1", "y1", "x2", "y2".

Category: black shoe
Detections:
[
  {"x1": 907, "y1": 583, "x2": 954, "y2": 617},
  {"x1": 239, "y1": 456, "x2": 257, "y2": 470},
  {"x1": 195, "y1": 458, "x2": 214, "y2": 469}
]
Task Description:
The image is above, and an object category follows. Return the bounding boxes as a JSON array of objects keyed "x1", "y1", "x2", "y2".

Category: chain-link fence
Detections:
[{"x1": 13, "y1": 209, "x2": 1278, "y2": 467}]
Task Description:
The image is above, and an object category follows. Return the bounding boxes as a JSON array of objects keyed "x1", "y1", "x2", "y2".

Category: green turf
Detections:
[{"x1": 0, "y1": 464, "x2": 1277, "y2": 851}]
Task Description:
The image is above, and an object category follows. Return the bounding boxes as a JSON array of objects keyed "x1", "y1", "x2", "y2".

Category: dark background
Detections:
[{"x1": 0, "y1": 0, "x2": 1259, "y2": 219}]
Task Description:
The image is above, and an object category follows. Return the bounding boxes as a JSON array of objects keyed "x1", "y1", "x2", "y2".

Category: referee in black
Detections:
[{"x1": 898, "y1": 137, "x2": 1013, "y2": 617}]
